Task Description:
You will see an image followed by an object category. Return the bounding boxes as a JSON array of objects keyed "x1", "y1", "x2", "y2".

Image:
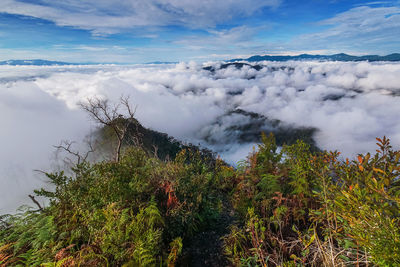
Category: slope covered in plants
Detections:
[{"x1": 1, "y1": 121, "x2": 399, "y2": 266}]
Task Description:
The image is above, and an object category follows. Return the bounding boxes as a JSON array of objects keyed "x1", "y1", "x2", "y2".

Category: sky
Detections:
[{"x1": 0, "y1": 0, "x2": 399, "y2": 63}]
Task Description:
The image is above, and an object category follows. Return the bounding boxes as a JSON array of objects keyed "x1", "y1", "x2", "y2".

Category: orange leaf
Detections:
[
  {"x1": 357, "y1": 155, "x2": 363, "y2": 164},
  {"x1": 359, "y1": 165, "x2": 364, "y2": 171}
]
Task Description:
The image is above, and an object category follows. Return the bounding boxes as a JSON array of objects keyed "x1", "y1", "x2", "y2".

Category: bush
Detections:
[
  {"x1": 0, "y1": 145, "x2": 222, "y2": 266},
  {"x1": 224, "y1": 135, "x2": 400, "y2": 266},
  {"x1": 1, "y1": 133, "x2": 399, "y2": 266}
]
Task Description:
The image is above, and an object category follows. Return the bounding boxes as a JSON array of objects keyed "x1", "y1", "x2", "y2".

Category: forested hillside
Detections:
[{"x1": 1, "y1": 101, "x2": 399, "y2": 266}]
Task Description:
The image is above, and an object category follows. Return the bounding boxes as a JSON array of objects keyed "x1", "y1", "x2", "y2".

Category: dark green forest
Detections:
[{"x1": 1, "y1": 99, "x2": 400, "y2": 266}]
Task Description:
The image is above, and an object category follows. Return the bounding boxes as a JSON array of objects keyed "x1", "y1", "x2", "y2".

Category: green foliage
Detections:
[
  {"x1": 0, "y1": 209, "x2": 59, "y2": 266},
  {"x1": 1, "y1": 128, "x2": 400, "y2": 266},
  {"x1": 0, "y1": 142, "x2": 222, "y2": 266},
  {"x1": 224, "y1": 134, "x2": 400, "y2": 266},
  {"x1": 323, "y1": 136, "x2": 400, "y2": 265},
  {"x1": 167, "y1": 237, "x2": 183, "y2": 267},
  {"x1": 256, "y1": 132, "x2": 282, "y2": 175},
  {"x1": 283, "y1": 139, "x2": 316, "y2": 198},
  {"x1": 96, "y1": 200, "x2": 163, "y2": 265}
]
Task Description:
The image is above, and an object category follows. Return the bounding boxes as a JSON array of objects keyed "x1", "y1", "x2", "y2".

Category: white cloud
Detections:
[
  {"x1": 0, "y1": 0, "x2": 281, "y2": 34},
  {"x1": 292, "y1": 5, "x2": 400, "y2": 53},
  {"x1": 1, "y1": 60, "x2": 400, "y2": 213},
  {"x1": 174, "y1": 25, "x2": 267, "y2": 53},
  {"x1": 321, "y1": 6, "x2": 400, "y2": 34},
  {"x1": 74, "y1": 45, "x2": 109, "y2": 51},
  {"x1": 0, "y1": 70, "x2": 91, "y2": 213}
]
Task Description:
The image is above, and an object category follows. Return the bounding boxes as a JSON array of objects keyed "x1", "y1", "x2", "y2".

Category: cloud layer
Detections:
[
  {"x1": 0, "y1": 0, "x2": 280, "y2": 35},
  {"x1": 293, "y1": 5, "x2": 400, "y2": 54},
  {"x1": 1, "y1": 60, "x2": 400, "y2": 213}
]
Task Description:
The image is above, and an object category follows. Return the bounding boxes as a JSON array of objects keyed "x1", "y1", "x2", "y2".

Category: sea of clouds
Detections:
[{"x1": 1, "y1": 60, "x2": 400, "y2": 213}]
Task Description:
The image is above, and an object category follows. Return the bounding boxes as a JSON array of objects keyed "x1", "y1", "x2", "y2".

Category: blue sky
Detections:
[{"x1": 0, "y1": 0, "x2": 399, "y2": 63}]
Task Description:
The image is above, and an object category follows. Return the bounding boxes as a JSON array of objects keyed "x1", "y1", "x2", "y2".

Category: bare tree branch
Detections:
[
  {"x1": 54, "y1": 139, "x2": 94, "y2": 166},
  {"x1": 79, "y1": 96, "x2": 138, "y2": 162},
  {"x1": 83, "y1": 140, "x2": 95, "y2": 162},
  {"x1": 121, "y1": 95, "x2": 137, "y2": 119},
  {"x1": 28, "y1": 194, "x2": 43, "y2": 211},
  {"x1": 33, "y1": 169, "x2": 47, "y2": 175}
]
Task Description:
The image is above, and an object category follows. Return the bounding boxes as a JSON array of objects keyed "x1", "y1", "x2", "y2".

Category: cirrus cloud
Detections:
[
  {"x1": 292, "y1": 5, "x2": 400, "y2": 54},
  {"x1": 0, "y1": 0, "x2": 281, "y2": 35}
]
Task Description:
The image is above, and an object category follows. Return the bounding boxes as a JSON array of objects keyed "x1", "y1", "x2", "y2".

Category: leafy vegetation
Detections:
[
  {"x1": 1, "y1": 115, "x2": 400, "y2": 266},
  {"x1": 223, "y1": 134, "x2": 400, "y2": 266}
]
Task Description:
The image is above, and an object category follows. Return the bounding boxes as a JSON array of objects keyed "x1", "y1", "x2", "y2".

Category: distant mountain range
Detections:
[
  {"x1": 1, "y1": 53, "x2": 400, "y2": 66},
  {"x1": 229, "y1": 53, "x2": 400, "y2": 62},
  {"x1": 0, "y1": 59, "x2": 178, "y2": 66},
  {"x1": 0, "y1": 59, "x2": 80, "y2": 66}
]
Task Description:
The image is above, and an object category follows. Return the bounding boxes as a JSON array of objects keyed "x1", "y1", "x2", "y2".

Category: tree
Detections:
[{"x1": 79, "y1": 96, "x2": 137, "y2": 162}]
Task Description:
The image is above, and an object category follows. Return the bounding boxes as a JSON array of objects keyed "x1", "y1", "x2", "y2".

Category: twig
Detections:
[{"x1": 28, "y1": 194, "x2": 43, "y2": 211}]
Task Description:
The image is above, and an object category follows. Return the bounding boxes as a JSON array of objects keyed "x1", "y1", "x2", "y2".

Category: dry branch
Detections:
[{"x1": 79, "y1": 96, "x2": 137, "y2": 162}]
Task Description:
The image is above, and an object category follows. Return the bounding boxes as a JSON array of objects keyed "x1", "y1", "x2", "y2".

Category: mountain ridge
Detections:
[
  {"x1": 2, "y1": 53, "x2": 400, "y2": 66},
  {"x1": 229, "y1": 53, "x2": 400, "y2": 62},
  {"x1": 0, "y1": 59, "x2": 83, "y2": 66}
]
